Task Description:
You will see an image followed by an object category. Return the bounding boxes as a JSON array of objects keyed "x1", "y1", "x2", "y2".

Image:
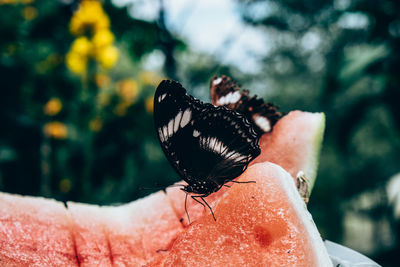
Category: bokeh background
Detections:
[{"x1": 0, "y1": 0, "x2": 399, "y2": 265}]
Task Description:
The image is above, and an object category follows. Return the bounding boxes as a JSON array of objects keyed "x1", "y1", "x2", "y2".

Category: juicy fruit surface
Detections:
[
  {"x1": 148, "y1": 163, "x2": 331, "y2": 267},
  {"x1": 69, "y1": 191, "x2": 183, "y2": 266},
  {"x1": 67, "y1": 203, "x2": 112, "y2": 266},
  {"x1": 252, "y1": 111, "x2": 325, "y2": 190},
  {"x1": 101, "y1": 191, "x2": 183, "y2": 266},
  {"x1": 0, "y1": 191, "x2": 183, "y2": 267},
  {"x1": 0, "y1": 164, "x2": 331, "y2": 267},
  {"x1": 0, "y1": 193, "x2": 78, "y2": 266},
  {"x1": 0, "y1": 111, "x2": 329, "y2": 266}
]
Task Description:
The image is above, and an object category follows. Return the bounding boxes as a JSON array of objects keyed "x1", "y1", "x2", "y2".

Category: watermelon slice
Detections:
[
  {"x1": 0, "y1": 193, "x2": 78, "y2": 266},
  {"x1": 147, "y1": 163, "x2": 331, "y2": 266},
  {"x1": 67, "y1": 191, "x2": 183, "y2": 266},
  {"x1": 0, "y1": 110, "x2": 329, "y2": 266},
  {"x1": 252, "y1": 110, "x2": 325, "y2": 190}
]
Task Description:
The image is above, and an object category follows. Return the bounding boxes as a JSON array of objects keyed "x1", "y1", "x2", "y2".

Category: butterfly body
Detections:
[{"x1": 154, "y1": 80, "x2": 261, "y2": 220}]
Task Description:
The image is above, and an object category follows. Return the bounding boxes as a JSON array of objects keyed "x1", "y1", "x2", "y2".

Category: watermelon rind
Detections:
[
  {"x1": 306, "y1": 112, "x2": 325, "y2": 192},
  {"x1": 274, "y1": 162, "x2": 332, "y2": 266}
]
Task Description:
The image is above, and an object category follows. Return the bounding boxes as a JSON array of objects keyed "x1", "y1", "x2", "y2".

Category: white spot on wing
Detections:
[
  {"x1": 217, "y1": 91, "x2": 240, "y2": 105},
  {"x1": 230, "y1": 91, "x2": 241, "y2": 103},
  {"x1": 174, "y1": 111, "x2": 182, "y2": 133},
  {"x1": 162, "y1": 125, "x2": 168, "y2": 140},
  {"x1": 253, "y1": 115, "x2": 271, "y2": 132},
  {"x1": 209, "y1": 137, "x2": 217, "y2": 150},
  {"x1": 234, "y1": 155, "x2": 248, "y2": 162},
  {"x1": 214, "y1": 139, "x2": 224, "y2": 153},
  {"x1": 199, "y1": 136, "x2": 232, "y2": 156},
  {"x1": 180, "y1": 108, "x2": 191, "y2": 128},
  {"x1": 213, "y1": 77, "x2": 222, "y2": 85},
  {"x1": 193, "y1": 129, "x2": 200, "y2": 137},
  {"x1": 158, "y1": 128, "x2": 164, "y2": 142},
  {"x1": 217, "y1": 95, "x2": 226, "y2": 105},
  {"x1": 167, "y1": 119, "x2": 174, "y2": 137},
  {"x1": 158, "y1": 93, "x2": 167, "y2": 102}
]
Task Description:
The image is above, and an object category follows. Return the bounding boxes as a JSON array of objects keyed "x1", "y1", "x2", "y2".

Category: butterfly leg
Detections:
[
  {"x1": 184, "y1": 193, "x2": 191, "y2": 224},
  {"x1": 201, "y1": 196, "x2": 217, "y2": 221},
  {"x1": 192, "y1": 195, "x2": 217, "y2": 222},
  {"x1": 191, "y1": 195, "x2": 206, "y2": 208},
  {"x1": 230, "y1": 180, "x2": 256, "y2": 184}
]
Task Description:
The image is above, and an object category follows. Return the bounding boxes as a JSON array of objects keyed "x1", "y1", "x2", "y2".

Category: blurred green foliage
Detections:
[
  {"x1": 0, "y1": 0, "x2": 179, "y2": 204},
  {"x1": 0, "y1": 0, "x2": 399, "y2": 266}
]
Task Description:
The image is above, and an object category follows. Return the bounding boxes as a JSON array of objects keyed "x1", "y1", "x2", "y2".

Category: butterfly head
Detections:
[{"x1": 181, "y1": 179, "x2": 220, "y2": 195}]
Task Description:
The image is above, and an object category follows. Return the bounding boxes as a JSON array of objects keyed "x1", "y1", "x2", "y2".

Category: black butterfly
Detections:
[
  {"x1": 210, "y1": 75, "x2": 282, "y2": 135},
  {"x1": 154, "y1": 80, "x2": 261, "y2": 222}
]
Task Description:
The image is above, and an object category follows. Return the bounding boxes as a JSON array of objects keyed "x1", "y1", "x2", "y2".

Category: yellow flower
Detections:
[
  {"x1": 89, "y1": 117, "x2": 103, "y2": 132},
  {"x1": 44, "y1": 98, "x2": 62, "y2": 116},
  {"x1": 44, "y1": 122, "x2": 68, "y2": 139},
  {"x1": 96, "y1": 45, "x2": 119, "y2": 69},
  {"x1": 59, "y1": 178, "x2": 72, "y2": 193},
  {"x1": 22, "y1": 6, "x2": 37, "y2": 21},
  {"x1": 69, "y1": 0, "x2": 110, "y2": 36},
  {"x1": 116, "y1": 79, "x2": 139, "y2": 103},
  {"x1": 95, "y1": 73, "x2": 111, "y2": 88},
  {"x1": 93, "y1": 29, "x2": 114, "y2": 49},
  {"x1": 66, "y1": 51, "x2": 87, "y2": 75},
  {"x1": 71, "y1": 37, "x2": 92, "y2": 56},
  {"x1": 145, "y1": 96, "x2": 154, "y2": 113}
]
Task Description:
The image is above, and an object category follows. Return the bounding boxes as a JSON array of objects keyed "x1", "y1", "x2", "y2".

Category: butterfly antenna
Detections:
[
  {"x1": 185, "y1": 193, "x2": 191, "y2": 224},
  {"x1": 139, "y1": 183, "x2": 186, "y2": 191},
  {"x1": 230, "y1": 180, "x2": 256, "y2": 184}
]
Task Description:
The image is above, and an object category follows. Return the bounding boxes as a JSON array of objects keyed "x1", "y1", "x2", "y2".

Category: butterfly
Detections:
[
  {"x1": 154, "y1": 80, "x2": 261, "y2": 222},
  {"x1": 210, "y1": 75, "x2": 282, "y2": 135}
]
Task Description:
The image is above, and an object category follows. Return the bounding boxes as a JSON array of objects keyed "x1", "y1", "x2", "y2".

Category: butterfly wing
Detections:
[
  {"x1": 154, "y1": 80, "x2": 260, "y2": 191},
  {"x1": 210, "y1": 75, "x2": 282, "y2": 134},
  {"x1": 190, "y1": 104, "x2": 260, "y2": 186}
]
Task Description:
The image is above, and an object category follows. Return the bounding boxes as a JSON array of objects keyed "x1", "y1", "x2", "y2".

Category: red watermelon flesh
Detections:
[
  {"x1": 99, "y1": 191, "x2": 183, "y2": 266},
  {"x1": 0, "y1": 162, "x2": 331, "y2": 266},
  {"x1": 0, "y1": 111, "x2": 329, "y2": 266},
  {"x1": 252, "y1": 111, "x2": 325, "y2": 190},
  {"x1": 148, "y1": 163, "x2": 331, "y2": 267},
  {"x1": 0, "y1": 192, "x2": 78, "y2": 266},
  {"x1": 67, "y1": 202, "x2": 112, "y2": 266}
]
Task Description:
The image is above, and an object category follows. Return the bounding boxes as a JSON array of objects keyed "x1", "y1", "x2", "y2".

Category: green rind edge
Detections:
[{"x1": 308, "y1": 112, "x2": 326, "y2": 193}]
